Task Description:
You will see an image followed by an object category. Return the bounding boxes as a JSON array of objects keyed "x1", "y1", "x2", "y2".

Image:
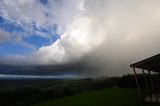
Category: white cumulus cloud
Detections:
[{"x1": 1, "y1": 0, "x2": 160, "y2": 77}]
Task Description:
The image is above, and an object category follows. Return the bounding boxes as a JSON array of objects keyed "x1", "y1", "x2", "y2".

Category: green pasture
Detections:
[{"x1": 33, "y1": 88, "x2": 159, "y2": 106}]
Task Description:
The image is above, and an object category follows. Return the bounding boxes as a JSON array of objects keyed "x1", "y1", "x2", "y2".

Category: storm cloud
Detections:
[{"x1": 1, "y1": 0, "x2": 160, "y2": 77}]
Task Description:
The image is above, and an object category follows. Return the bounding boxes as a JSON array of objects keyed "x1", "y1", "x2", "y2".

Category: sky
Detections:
[{"x1": 0, "y1": 0, "x2": 160, "y2": 78}]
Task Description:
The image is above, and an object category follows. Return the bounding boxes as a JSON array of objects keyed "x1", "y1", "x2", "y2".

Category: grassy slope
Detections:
[{"x1": 33, "y1": 88, "x2": 159, "y2": 106}]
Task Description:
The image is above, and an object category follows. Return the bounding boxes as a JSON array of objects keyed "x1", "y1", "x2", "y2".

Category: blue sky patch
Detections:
[
  {"x1": 24, "y1": 35, "x2": 51, "y2": 48},
  {"x1": 0, "y1": 43, "x2": 33, "y2": 56},
  {"x1": 0, "y1": 16, "x2": 24, "y2": 33},
  {"x1": 39, "y1": 0, "x2": 48, "y2": 4},
  {"x1": 0, "y1": 15, "x2": 60, "y2": 56}
]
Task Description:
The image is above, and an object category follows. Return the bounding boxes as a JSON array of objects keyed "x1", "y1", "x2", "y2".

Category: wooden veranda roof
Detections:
[{"x1": 130, "y1": 54, "x2": 160, "y2": 72}]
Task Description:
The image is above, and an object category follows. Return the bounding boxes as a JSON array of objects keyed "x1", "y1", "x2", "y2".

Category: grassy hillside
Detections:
[
  {"x1": 33, "y1": 88, "x2": 159, "y2": 106},
  {"x1": 0, "y1": 78, "x2": 119, "y2": 106}
]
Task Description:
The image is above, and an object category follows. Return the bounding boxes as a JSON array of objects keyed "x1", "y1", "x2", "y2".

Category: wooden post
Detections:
[
  {"x1": 153, "y1": 71, "x2": 159, "y2": 102},
  {"x1": 133, "y1": 67, "x2": 142, "y2": 99},
  {"x1": 142, "y1": 69, "x2": 150, "y2": 96},
  {"x1": 158, "y1": 72, "x2": 160, "y2": 98},
  {"x1": 148, "y1": 70, "x2": 158, "y2": 102}
]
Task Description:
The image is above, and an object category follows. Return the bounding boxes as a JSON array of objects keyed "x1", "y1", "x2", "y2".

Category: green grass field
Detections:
[{"x1": 33, "y1": 88, "x2": 159, "y2": 106}]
